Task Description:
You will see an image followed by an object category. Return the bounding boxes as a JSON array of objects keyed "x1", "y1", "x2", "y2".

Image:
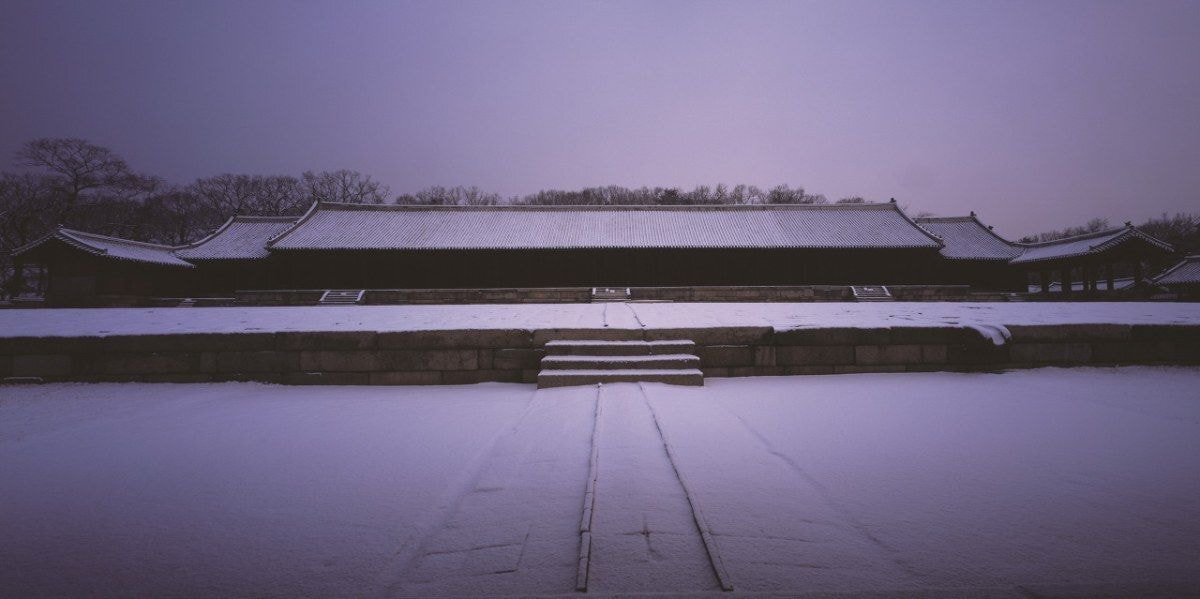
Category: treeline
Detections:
[
  {"x1": 396, "y1": 184, "x2": 861, "y2": 206},
  {"x1": 0, "y1": 137, "x2": 860, "y2": 251},
  {"x1": 1020, "y1": 214, "x2": 1200, "y2": 255}
]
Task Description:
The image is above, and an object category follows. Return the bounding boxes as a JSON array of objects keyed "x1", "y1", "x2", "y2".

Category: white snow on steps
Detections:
[
  {"x1": 538, "y1": 369, "x2": 703, "y2": 388},
  {"x1": 544, "y1": 339, "x2": 696, "y2": 356},
  {"x1": 541, "y1": 354, "x2": 700, "y2": 370}
]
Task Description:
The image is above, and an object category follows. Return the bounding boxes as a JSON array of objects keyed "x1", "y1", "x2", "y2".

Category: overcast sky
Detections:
[{"x1": 3, "y1": 0, "x2": 1198, "y2": 237}]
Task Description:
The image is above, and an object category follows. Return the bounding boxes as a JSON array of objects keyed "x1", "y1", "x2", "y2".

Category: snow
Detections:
[
  {"x1": 1, "y1": 301, "x2": 1198, "y2": 339},
  {"x1": 2, "y1": 368, "x2": 1199, "y2": 597}
]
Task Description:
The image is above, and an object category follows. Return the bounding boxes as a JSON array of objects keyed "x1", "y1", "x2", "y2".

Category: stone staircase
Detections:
[
  {"x1": 318, "y1": 289, "x2": 366, "y2": 305},
  {"x1": 591, "y1": 287, "x2": 631, "y2": 302},
  {"x1": 537, "y1": 339, "x2": 703, "y2": 388},
  {"x1": 851, "y1": 285, "x2": 893, "y2": 301}
]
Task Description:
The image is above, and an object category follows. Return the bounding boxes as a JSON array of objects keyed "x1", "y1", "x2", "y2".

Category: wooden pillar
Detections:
[
  {"x1": 1134, "y1": 260, "x2": 1144, "y2": 286},
  {"x1": 1106, "y1": 263, "x2": 1115, "y2": 291},
  {"x1": 1061, "y1": 266, "x2": 1072, "y2": 295},
  {"x1": 1040, "y1": 270, "x2": 1050, "y2": 294}
]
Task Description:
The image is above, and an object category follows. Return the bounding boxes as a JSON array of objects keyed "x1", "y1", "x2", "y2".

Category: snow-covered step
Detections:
[
  {"x1": 592, "y1": 287, "x2": 631, "y2": 302},
  {"x1": 538, "y1": 368, "x2": 703, "y2": 388},
  {"x1": 851, "y1": 285, "x2": 893, "y2": 301},
  {"x1": 544, "y1": 339, "x2": 696, "y2": 356},
  {"x1": 541, "y1": 353, "x2": 700, "y2": 370},
  {"x1": 318, "y1": 289, "x2": 365, "y2": 305}
]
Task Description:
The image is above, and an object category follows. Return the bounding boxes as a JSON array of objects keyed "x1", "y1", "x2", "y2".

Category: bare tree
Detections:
[
  {"x1": 836, "y1": 196, "x2": 866, "y2": 204},
  {"x1": 15, "y1": 138, "x2": 144, "y2": 221},
  {"x1": 188, "y1": 174, "x2": 305, "y2": 225},
  {"x1": 302, "y1": 170, "x2": 390, "y2": 204}
]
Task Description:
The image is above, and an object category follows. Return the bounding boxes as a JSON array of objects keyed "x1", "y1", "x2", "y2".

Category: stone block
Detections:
[
  {"x1": 377, "y1": 349, "x2": 479, "y2": 371},
  {"x1": 1008, "y1": 343, "x2": 1092, "y2": 364},
  {"x1": 888, "y1": 327, "x2": 975, "y2": 345},
  {"x1": 477, "y1": 349, "x2": 494, "y2": 370},
  {"x1": 855, "y1": 345, "x2": 922, "y2": 365},
  {"x1": 774, "y1": 327, "x2": 888, "y2": 346},
  {"x1": 441, "y1": 370, "x2": 524, "y2": 385},
  {"x1": 698, "y1": 345, "x2": 754, "y2": 367},
  {"x1": 369, "y1": 371, "x2": 442, "y2": 385},
  {"x1": 275, "y1": 331, "x2": 377, "y2": 350},
  {"x1": 85, "y1": 353, "x2": 202, "y2": 375},
  {"x1": 775, "y1": 345, "x2": 855, "y2": 366},
  {"x1": 378, "y1": 329, "x2": 533, "y2": 349},
  {"x1": 0, "y1": 336, "x2": 103, "y2": 355},
  {"x1": 1130, "y1": 324, "x2": 1200, "y2": 341},
  {"x1": 644, "y1": 327, "x2": 772, "y2": 346},
  {"x1": 1006, "y1": 324, "x2": 1132, "y2": 342},
  {"x1": 283, "y1": 372, "x2": 370, "y2": 385},
  {"x1": 834, "y1": 364, "x2": 907, "y2": 374},
  {"x1": 532, "y1": 328, "x2": 641, "y2": 343},
  {"x1": 779, "y1": 365, "x2": 835, "y2": 375},
  {"x1": 754, "y1": 346, "x2": 776, "y2": 367},
  {"x1": 300, "y1": 351, "x2": 365, "y2": 372},
  {"x1": 920, "y1": 344, "x2": 948, "y2": 364},
  {"x1": 11, "y1": 354, "x2": 72, "y2": 377},
  {"x1": 102, "y1": 333, "x2": 275, "y2": 353},
  {"x1": 216, "y1": 351, "x2": 298, "y2": 373},
  {"x1": 493, "y1": 348, "x2": 544, "y2": 370},
  {"x1": 946, "y1": 342, "x2": 1009, "y2": 365}
]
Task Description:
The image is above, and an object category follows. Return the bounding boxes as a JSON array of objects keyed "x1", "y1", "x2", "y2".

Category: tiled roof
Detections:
[
  {"x1": 1011, "y1": 226, "x2": 1174, "y2": 265},
  {"x1": 269, "y1": 202, "x2": 945, "y2": 251},
  {"x1": 13, "y1": 228, "x2": 194, "y2": 268},
  {"x1": 177, "y1": 216, "x2": 298, "y2": 260},
  {"x1": 915, "y1": 216, "x2": 1022, "y2": 261},
  {"x1": 1154, "y1": 255, "x2": 1200, "y2": 286}
]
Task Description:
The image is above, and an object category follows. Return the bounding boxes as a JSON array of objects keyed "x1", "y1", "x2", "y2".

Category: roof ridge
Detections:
[
  {"x1": 60, "y1": 228, "x2": 184, "y2": 250},
  {"x1": 320, "y1": 201, "x2": 899, "y2": 212},
  {"x1": 1015, "y1": 226, "x2": 1127, "y2": 248}
]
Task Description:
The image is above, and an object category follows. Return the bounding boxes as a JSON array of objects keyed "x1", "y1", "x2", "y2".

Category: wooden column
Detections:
[
  {"x1": 1134, "y1": 260, "x2": 1144, "y2": 286},
  {"x1": 1061, "y1": 266, "x2": 1072, "y2": 295},
  {"x1": 1106, "y1": 263, "x2": 1115, "y2": 291},
  {"x1": 1040, "y1": 270, "x2": 1050, "y2": 294}
]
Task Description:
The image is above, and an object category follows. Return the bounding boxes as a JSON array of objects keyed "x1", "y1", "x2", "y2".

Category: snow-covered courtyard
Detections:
[
  {"x1": 2, "y1": 301, "x2": 1199, "y2": 338},
  {"x1": 2, "y1": 368, "x2": 1198, "y2": 597}
]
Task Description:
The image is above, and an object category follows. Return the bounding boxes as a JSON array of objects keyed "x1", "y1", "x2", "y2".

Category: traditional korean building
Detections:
[
  {"x1": 11, "y1": 227, "x2": 193, "y2": 306},
  {"x1": 914, "y1": 214, "x2": 1025, "y2": 290},
  {"x1": 8, "y1": 201, "x2": 1180, "y2": 305},
  {"x1": 264, "y1": 202, "x2": 946, "y2": 288},
  {"x1": 1010, "y1": 224, "x2": 1175, "y2": 294},
  {"x1": 1153, "y1": 255, "x2": 1200, "y2": 298},
  {"x1": 175, "y1": 215, "x2": 298, "y2": 294}
]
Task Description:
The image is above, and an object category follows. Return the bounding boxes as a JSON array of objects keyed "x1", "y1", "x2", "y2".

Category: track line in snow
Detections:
[
  {"x1": 639, "y1": 383, "x2": 735, "y2": 592},
  {"x1": 575, "y1": 384, "x2": 603, "y2": 592},
  {"x1": 717, "y1": 402, "x2": 929, "y2": 582},
  {"x1": 371, "y1": 390, "x2": 543, "y2": 597}
]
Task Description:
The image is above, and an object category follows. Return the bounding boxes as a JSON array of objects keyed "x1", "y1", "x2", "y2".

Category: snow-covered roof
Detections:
[
  {"x1": 12, "y1": 228, "x2": 194, "y2": 268},
  {"x1": 915, "y1": 215, "x2": 1022, "y2": 261},
  {"x1": 1154, "y1": 255, "x2": 1200, "y2": 286},
  {"x1": 176, "y1": 216, "x2": 299, "y2": 260},
  {"x1": 268, "y1": 202, "x2": 945, "y2": 251},
  {"x1": 1010, "y1": 226, "x2": 1174, "y2": 265}
]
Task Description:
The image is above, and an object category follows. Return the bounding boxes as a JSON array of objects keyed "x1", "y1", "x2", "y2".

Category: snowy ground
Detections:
[
  {"x1": 2, "y1": 368, "x2": 1198, "y2": 597},
  {"x1": 0, "y1": 301, "x2": 1198, "y2": 338}
]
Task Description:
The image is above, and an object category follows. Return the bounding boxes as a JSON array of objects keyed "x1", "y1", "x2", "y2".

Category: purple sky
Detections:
[{"x1": 3, "y1": 0, "x2": 1198, "y2": 237}]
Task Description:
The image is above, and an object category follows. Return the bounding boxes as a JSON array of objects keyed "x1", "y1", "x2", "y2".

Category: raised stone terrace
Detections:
[{"x1": 1, "y1": 302, "x2": 1198, "y2": 385}]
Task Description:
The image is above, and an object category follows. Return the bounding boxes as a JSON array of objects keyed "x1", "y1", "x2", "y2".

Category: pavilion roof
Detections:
[
  {"x1": 915, "y1": 215, "x2": 1022, "y2": 261},
  {"x1": 1010, "y1": 226, "x2": 1174, "y2": 265},
  {"x1": 176, "y1": 215, "x2": 298, "y2": 260},
  {"x1": 12, "y1": 228, "x2": 193, "y2": 268},
  {"x1": 268, "y1": 201, "x2": 946, "y2": 251}
]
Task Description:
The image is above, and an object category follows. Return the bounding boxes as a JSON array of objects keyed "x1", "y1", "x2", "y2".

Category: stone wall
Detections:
[
  {"x1": 235, "y1": 285, "x2": 976, "y2": 306},
  {"x1": 2, "y1": 324, "x2": 1197, "y2": 385}
]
